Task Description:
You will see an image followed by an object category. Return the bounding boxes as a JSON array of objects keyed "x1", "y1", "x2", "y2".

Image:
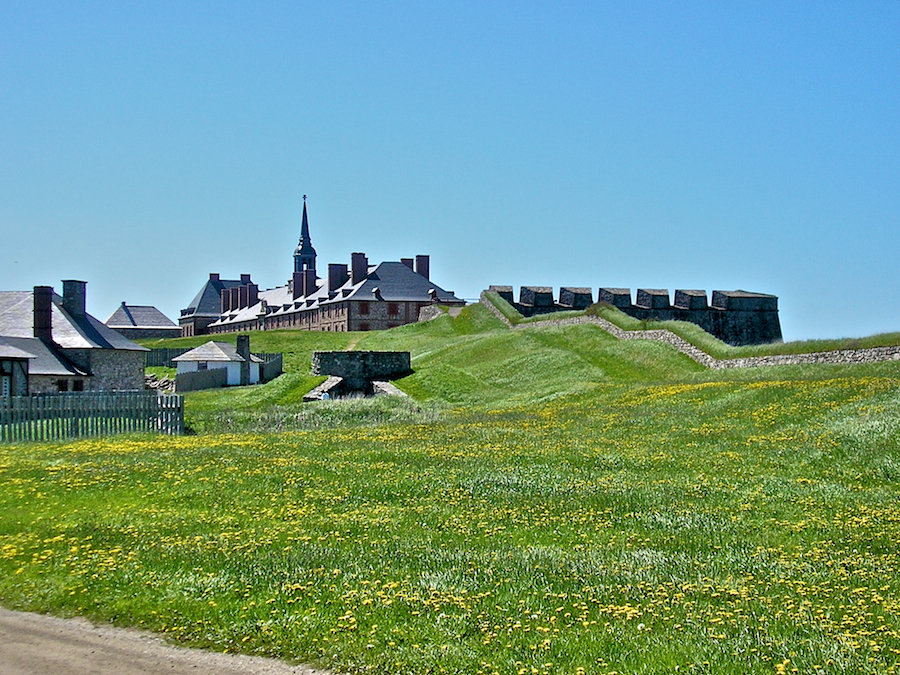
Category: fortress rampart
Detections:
[{"x1": 488, "y1": 285, "x2": 783, "y2": 346}]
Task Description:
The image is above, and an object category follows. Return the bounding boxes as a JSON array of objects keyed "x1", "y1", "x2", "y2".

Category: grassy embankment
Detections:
[
  {"x1": 482, "y1": 289, "x2": 900, "y2": 360},
  {"x1": 2, "y1": 304, "x2": 900, "y2": 674}
]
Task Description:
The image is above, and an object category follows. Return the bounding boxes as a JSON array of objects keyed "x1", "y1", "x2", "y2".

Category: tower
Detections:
[{"x1": 293, "y1": 196, "x2": 317, "y2": 273}]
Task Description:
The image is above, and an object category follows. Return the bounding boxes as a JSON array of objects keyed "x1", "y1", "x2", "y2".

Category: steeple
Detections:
[{"x1": 294, "y1": 195, "x2": 317, "y2": 273}]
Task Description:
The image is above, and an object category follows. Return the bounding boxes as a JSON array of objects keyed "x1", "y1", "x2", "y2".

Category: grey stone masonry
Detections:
[
  {"x1": 312, "y1": 351, "x2": 412, "y2": 391},
  {"x1": 519, "y1": 287, "x2": 555, "y2": 308},
  {"x1": 479, "y1": 292, "x2": 900, "y2": 370},
  {"x1": 598, "y1": 288, "x2": 632, "y2": 309},
  {"x1": 636, "y1": 289, "x2": 671, "y2": 309},
  {"x1": 559, "y1": 287, "x2": 594, "y2": 309},
  {"x1": 674, "y1": 290, "x2": 708, "y2": 310}
]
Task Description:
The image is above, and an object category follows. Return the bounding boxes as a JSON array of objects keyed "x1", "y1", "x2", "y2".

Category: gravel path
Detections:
[{"x1": 0, "y1": 607, "x2": 334, "y2": 675}]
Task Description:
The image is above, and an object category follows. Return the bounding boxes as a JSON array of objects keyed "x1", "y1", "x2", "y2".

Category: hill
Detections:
[{"x1": 3, "y1": 305, "x2": 898, "y2": 673}]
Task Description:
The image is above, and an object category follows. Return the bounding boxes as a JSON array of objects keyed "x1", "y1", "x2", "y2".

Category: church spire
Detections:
[{"x1": 294, "y1": 195, "x2": 317, "y2": 273}]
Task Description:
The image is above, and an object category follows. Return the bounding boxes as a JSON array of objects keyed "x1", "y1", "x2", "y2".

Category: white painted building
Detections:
[{"x1": 172, "y1": 341, "x2": 261, "y2": 386}]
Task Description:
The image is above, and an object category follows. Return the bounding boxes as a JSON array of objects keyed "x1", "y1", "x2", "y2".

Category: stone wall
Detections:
[
  {"x1": 65, "y1": 349, "x2": 147, "y2": 391},
  {"x1": 489, "y1": 286, "x2": 783, "y2": 346},
  {"x1": 312, "y1": 351, "x2": 412, "y2": 390},
  {"x1": 479, "y1": 293, "x2": 900, "y2": 371}
]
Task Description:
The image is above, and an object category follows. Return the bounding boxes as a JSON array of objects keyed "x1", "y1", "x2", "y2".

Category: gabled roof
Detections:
[
  {"x1": 172, "y1": 341, "x2": 263, "y2": 363},
  {"x1": 323, "y1": 261, "x2": 462, "y2": 304},
  {"x1": 206, "y1": 259, "x2": 463, "y2": 329},
  {"x1": 0, "y1": 291, "x2": 148, "y2": 352},
  {"x1": 0, "y1": 336, "x2": 87, "y2": 376},
  {"x1": 182, "y1": 277, "x2": 246, "y2": 318},
  {"x1": 106, "y1": 303, "x2": 178, "y2": 329}
]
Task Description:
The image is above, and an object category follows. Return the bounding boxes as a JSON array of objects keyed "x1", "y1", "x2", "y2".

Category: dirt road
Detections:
[{"x1": 0, "y1": 607, "x2": 333, "y2": 675}]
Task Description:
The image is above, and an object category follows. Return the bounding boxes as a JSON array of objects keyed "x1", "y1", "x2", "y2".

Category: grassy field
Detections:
[{"x1": 2, "y1": 306, "x2": 900, "y2": 674}]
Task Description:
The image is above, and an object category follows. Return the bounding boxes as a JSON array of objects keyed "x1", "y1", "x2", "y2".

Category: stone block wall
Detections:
[
  {"x1": 312, "y1": 351, "x2": 412, "y2": 391},
  {"x1": 490, "y1": 285, "x2": 783, "y2": 346},
  {"x1": 65, "y1": 349, "x2": 147, "y2": 391}
]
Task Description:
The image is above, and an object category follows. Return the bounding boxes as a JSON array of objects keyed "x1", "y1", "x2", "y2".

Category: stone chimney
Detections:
[
  {"x1": 292, "y1": 272, "x2": 304, "y2": 300},
  {"x1": 351, "y1": 252, "x2": 368, "y2": 285},
  {"x1": 236, "y1": 334, "x2": 251, "y2": 386},
  {"x1": 247, "y1": 283, "x2": 259, "y2": 307},
  {"x1": 240, "y1": 274, "x2": 252, "y2": 284},
  {"x1": 415, "y1": 255, "x2": 430, "y2": 280},
  {"x1": 33, "y1": 286, "x2": 53, "y2": 343},
  {"x1": 209, "y1": 273, "x2": 220, "y2": 282},
  {"x1": 221, "y1": 289, "x2": 231, "y2": 313},
  {"x1": 62, "y1": 280, "x2": 86, "y2": 318},
  {"x1": 401, "y1": 258, "x2": 414, "y2": 270},
  {"x1": 328, "y1": 263, "x2": 349, "y2": 292},
  {"x1": 302, "y1": 269, "x2": 317, "y2": 297}
]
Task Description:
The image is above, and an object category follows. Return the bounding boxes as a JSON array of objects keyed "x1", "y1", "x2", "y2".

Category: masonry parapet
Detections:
[{"x1": 487, "y1": 285, "x2": 782, "y2": 346}]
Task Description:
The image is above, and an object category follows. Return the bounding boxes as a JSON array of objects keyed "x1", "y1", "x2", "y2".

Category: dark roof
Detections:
[
  {"x1": 182, "y1": 278, "x2": 245, "y2": 318},
  {"x1": 0, "y1": 336, "x2": 86, "y2": 376},
  {"x1": 172, "y1": 341, "x2": 263, "y2": 363},
  {"x1": 326, "y1": 262, "x2": 463, "y2": 304},
  {"x1": 106, "y1": 303, "x2": 178, "y2": 329},
  {"x1": 0, "y1": 290, "x2": 147, "y2": 352}
]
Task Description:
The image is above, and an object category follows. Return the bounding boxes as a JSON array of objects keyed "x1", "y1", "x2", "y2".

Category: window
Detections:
[
  {"x1": 198, "y1": 362, "x2": 208, "y2": 371},
  {"x1": 388, "y1": 303, "x2": 399, "y2": 316},
  {"x1": 1, "y1": 376, "x2": 9, "y2": 398},
  {"x1": 57, "y1": 379, "x2": 69, "y2": 392},
  {"x1": 359, "y1": 302, "x2": 369, "y2": 315},
  {"x1": 73, "y1": 380, "x2": 84, "y2": 392},
  {"x1": 359, "y1": 323, "x2": 369, "y2": 331}
]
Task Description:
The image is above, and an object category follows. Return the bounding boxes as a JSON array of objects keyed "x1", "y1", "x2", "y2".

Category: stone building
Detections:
[
  {"x1": 183, "y1": 199, "x2": 464, "y2": 336},
  {"x1": 0, "y1": 280, "x2": 148, "y2": 393},
  {"x1": 105, "y1": 303, "x2": 181, "y2": 339}
]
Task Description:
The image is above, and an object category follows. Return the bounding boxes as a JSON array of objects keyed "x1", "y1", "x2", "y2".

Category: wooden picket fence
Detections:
[{"x1": 0, "y1": 391, "x2": 184, "y2": 443}]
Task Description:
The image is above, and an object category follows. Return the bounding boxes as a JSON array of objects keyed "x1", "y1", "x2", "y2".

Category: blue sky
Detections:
[{"x1": 1, "y1": 1, "x2": 898, "y2": 341}]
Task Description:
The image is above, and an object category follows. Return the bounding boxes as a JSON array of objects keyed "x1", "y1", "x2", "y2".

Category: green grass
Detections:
[{"x1": 4, "y1": 307, "x2": 900, "y2": 673}]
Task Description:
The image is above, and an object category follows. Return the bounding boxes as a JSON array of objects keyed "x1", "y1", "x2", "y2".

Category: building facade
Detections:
[
  {"x1": 182, "y1": 199, "x2": 464, "y2": 336},
  {"x1": 0, "y1": 281, "x2": 148, "y2": 394}
]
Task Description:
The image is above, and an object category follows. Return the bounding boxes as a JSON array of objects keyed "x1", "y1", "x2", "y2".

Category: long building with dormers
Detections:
[{"x1": 179, "y1": 200, "x2": 464, "y2": 336}]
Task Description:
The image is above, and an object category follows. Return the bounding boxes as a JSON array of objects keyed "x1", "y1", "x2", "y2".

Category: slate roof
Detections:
[
  {"x1": 327, "y1": 262, "x2": 462, "y2": 304},
  {"x1": 106, "y1": 303, "x2": 178, "y2": 329},
  {"x1": 0, "y1": 291, "x2": 147, "y2": 352},
  {"x1": 172, "y1": 341, "x2": 263, "y2": 363},
  {"x1": 182, "y1": 278, "x2": 246, "y2": 318},
  {"x1": 0, "y1": 336, "x2": 86, "y2": 376},
  {"x1": 207, "y1": 261, "x2": 464, "y2": 329}
]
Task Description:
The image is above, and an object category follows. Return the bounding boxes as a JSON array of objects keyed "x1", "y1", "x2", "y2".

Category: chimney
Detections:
[
  {"x1": 236, "y1": 334, "x2": 251, "y2": 386},
  {"x1": 401, "y1": 258, "x2": 414, "y2": 270},
  {"x1": 248, "y1": 283, "x2": 259, "y2": 306},
  {"x1": 415, "y1": 255, "x2": 430, "y2": 280},
  {"x1": 209, "y1": 273, "x2": 220, "y2": 282},
  {"x1": 328, "y1": 263, "x2": 349, "y2": 292},
  {"x1": 229, "y1": 287, "x2": 239, "y2": 312},
  {"x1": 239, "y1": 284, "x2": 249, "y2": 308},
  {"x1": 373, "y1": 287, "x2": 383, "y2": 301},
  {"x1": 292, "y1": 272, "x2": 304, "y2": 300},
  {"x1": 62, "y1": 280, "x2": 87, "y2": 318},
  {"x1": 33, "y1": 286, "x2": 53, "y2": 342},
  {"x1": 221, "y1": 289, "x2": 230, "y2": 313},
  {"x1": 240, "y1": 274, "x2": 252, "y2": 284},
  {"x1": 302, "y1": 269, "x2": 317, "y2": 297},
  {"x1": 351, "y1": 252, "x2": 368, "y2": 285}
]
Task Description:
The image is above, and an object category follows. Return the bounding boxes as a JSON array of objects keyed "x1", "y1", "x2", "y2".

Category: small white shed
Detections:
[{"x1": 172, "y1": 341, "x2": 262, "y2": 386}]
